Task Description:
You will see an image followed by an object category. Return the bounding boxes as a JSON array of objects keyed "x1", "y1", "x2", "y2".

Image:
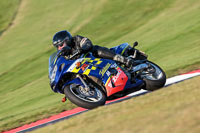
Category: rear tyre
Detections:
[
  {"x1": 64, "y1": 84, "x2": 106, "y2": 109},
  {"x1": 142, "y1": 61, "x2": 166, "y2": 91}
]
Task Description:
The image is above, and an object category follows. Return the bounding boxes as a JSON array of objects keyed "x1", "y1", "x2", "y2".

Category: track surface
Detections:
[{"x1": 4, "y1": 70, "x2": 200, "y2": 133}]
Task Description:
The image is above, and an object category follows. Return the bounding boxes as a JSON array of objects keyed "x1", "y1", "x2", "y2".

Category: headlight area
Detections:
[{"x1": 50, "y1": 65, "x2": 58, "y2": 83}]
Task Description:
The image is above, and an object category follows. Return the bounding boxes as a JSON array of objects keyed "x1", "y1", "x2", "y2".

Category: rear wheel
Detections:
[
  {"x1": 141, "y1": 61, "x2": 166, "y2": 91},
  {"x1": 64, "y1": 83, "x2": 106, "y2": 109}
]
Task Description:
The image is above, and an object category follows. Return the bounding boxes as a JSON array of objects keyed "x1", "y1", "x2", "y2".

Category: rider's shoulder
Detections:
[
  {"x1": 73, "y1": 35, "x2": 86, "y2": 40},
  {"x1": 74, "y1": 35, "x2": 84, "y2": 38}
]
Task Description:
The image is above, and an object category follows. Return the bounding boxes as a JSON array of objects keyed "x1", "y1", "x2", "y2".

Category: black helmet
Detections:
[{"x1": 52, "y1": 30, "x2": 72, "y2": 48}]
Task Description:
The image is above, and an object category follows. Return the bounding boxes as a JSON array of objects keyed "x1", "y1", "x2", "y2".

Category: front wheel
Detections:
[
  {"x1": 141, "y1": 61, "x2": 166, "y2": 91},
  {"x1": 64, "y1": 84, "x2": 106, "y2": 109}
]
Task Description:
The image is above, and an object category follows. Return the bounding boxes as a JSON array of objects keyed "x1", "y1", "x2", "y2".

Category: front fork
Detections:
[{"x1": 76, "y1": 74, "x2": 90, "y2": 92}]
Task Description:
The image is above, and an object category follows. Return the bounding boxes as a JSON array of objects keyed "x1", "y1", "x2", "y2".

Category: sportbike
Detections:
[{"x1": 49, "y1": 42, "x2": 166, "y2": 109}]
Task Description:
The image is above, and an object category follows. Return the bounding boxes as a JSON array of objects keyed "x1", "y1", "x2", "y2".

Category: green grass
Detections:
[
  {"x1": 0, "y1": 0, "x2": 20, "y2": 35},
  {"x1": 31, "y1": 76, "x2": 200, "y2": 133},
  {"x1": 0, "y1": 0, "x2": 200, "y2": 132}
]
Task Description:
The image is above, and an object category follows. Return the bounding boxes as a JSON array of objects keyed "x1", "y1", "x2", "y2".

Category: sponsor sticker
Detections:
[
  {"x1": 99, "y1": 63, "x2": 111, "y2": 76},
  {"x1": 110, "y1": 63, "x2": 117, "y2": 68},
  {"x1": 106, "y1": 70, "x2": 111, "y2": 77},
  {"x1": 81, "y1": 63, "x2": 89, "y2": 72},
  {"x1": 107, "y1": 68, "x2": 122, "y2": 88}
]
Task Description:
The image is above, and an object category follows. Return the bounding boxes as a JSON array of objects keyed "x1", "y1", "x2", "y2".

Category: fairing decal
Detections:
[
  {"x1": 67, "y1": 58, "x2": 103, "y2": 76},
  {"x1": 67, "y1": 58, "x2": 86, "y2": 72},
  {"x1": 105, "y1": 67, "x2": 128, "y2": 96}
]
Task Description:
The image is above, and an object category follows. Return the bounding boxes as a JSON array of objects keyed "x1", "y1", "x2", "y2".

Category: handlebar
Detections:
[
  {"x1": 69, "y1": 50, "x2": 81, "y2": 59},
  {"x1": 57, "y1": 49, "x2": 82, "y2": 59}
]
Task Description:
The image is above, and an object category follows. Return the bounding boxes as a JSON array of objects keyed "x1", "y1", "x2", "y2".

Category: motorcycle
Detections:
[{"x1": 48, "y1": 42, "x2": 166, "y2": 109}]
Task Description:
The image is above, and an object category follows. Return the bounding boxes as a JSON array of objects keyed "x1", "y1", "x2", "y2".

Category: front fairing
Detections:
[
  {"x1": 48, "y1": 52, "x2": 112, "y2": 90},
  {"x1": 49, "y1": 52, "x2": 120, "y2": 93},
  {"x1": 49, "y1": 53, "x2": 75, "y2": 92}
]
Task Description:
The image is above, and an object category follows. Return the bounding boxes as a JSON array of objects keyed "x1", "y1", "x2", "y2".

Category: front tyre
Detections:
[
  {"x1": 142, "y1": 61, "x2": 166, "y2": 91},
  {"x1": 64, "y1": 84, "x2": 106, "y2": 109}
]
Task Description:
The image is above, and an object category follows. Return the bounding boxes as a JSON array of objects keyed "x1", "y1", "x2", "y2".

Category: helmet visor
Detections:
[{"x1": 54, "y1": 37, "x2": 69, "y2": 47}]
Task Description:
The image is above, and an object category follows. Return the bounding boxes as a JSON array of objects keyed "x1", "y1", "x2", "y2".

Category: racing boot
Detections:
[{"x1": 113, "y1": 54, "x2": 135, "y2": 68}]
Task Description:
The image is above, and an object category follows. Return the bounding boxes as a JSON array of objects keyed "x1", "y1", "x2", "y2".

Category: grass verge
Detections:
[{"x1": 0, "y1": 0, "x2": 21, "y2": 35}]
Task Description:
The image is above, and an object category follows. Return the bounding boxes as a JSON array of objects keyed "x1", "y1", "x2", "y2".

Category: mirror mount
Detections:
[{"x1": 133, "y1": 41, "x2": 138, "y2": 48}]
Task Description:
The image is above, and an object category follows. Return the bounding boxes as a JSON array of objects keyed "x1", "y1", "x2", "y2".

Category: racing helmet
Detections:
[{"x1": 52, "y1": 30, "x2": 72, "y2": 48}]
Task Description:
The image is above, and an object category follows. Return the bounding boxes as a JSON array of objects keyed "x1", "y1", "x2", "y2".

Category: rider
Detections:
[{"x1": 52, "y1": 30, "x2": 134, "y2": 67}]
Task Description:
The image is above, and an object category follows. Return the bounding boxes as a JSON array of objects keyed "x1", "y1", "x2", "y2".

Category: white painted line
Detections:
[
  {"x1": 127, "y1": 89, "x2": 148, "y2": 97},
  {"x1": 165, "y1": 72, "x2": 200, "y2": 86}
]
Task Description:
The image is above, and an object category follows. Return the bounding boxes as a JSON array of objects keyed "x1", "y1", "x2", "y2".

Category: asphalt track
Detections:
[{"x1": 4, "y1": 69, "x2": 200, "y2": 133}]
